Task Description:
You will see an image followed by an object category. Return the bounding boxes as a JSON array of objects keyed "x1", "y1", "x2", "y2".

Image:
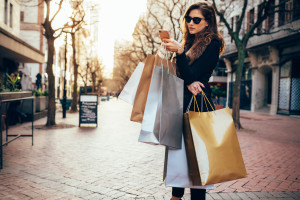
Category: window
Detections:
[
  {"x1": 257, "y1": 3, "x2": 263, "y2": 34},
  {"x1": 286, "y1": 0, "x2": 293, "y2": 22},
  {"x1": 231, "y1": 17, "x2": 234, "y2": 42},
  {"x1": 279, "y1": 0, "x2": 286, "y2": 26},
  {"x1": 247, "y1": 8, "x2": 255, "y2": 31},
  {"x1": 235, "y1": 16, "x2": 239, "y2": 32},
  {"x1": 293, "y1": 0, "x2": 300, "y2": 21},
  {"x1": 4, "y1": 0, "x2": 8, "y2": 24},
  {"x1": 279, "y1": 0, "x2": 299, "y2": 26},
  {"x1": 266, "y1": 0, "x2": 275, "y2": 31},
  {"x1": 9, "y1": 3, "x2": 13, "y2": 28},
  {"x1": 20, "y1": 11, "x2": 24, "y2": 22}
]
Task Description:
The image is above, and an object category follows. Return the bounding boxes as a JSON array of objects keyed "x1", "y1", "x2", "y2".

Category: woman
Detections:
[{"x1": 164, "y1": 1, "x2": 225, "y2": 200}]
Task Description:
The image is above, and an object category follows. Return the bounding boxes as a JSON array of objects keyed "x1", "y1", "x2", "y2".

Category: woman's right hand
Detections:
[{"x1": 187, "y1": 81, "x2": 205, "y2": 96}]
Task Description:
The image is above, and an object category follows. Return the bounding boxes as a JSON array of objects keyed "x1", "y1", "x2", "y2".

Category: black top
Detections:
[{"x1": 176, "y1": 39, "x2": 220, "y2": 112}]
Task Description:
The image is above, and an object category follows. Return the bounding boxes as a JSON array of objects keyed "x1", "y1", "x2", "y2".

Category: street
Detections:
[{"x1": 0, "y1": 98, "x2": 300, "y2": 200}]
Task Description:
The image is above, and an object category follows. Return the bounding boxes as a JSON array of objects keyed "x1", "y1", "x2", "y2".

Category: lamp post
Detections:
[{"x1": 63, "y1": 33, "x2": 67, "y2": 118}]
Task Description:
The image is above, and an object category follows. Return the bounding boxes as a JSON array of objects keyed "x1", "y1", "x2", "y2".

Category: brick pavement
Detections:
[{"x1": 0, "y1": 98, "x2": 299, "y2": 199}]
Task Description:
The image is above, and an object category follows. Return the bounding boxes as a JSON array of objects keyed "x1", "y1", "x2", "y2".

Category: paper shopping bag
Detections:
[
  {"x1": 187, "y1": 94, "x2": 247, "y2": 185},
  {"x1": 118, "y1": 62, "x2": 144, "y2": 105},
  {"x1": 159, "y1": 66, "x2": 184, "y2": 149},
  {"x1": 130, "y1": 54, "x2": 157, "y2": 123},
  {"x1": 163, "y1": 135, "x2": 214, "y2": 189},
  {"x1": 138, "y1": 65, "x2": 162, "y2": 144},
  {"x1": 183, "y1": 112, "x2": 202, "y2": 185},
  {"x1": 130, "y1": 54, "x2": 176, "y2": 123}
]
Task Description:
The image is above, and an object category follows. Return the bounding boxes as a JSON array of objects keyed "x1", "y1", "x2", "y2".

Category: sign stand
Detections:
[{"x1": 79, "y1": 94, "x2": 98, "y2": 127}]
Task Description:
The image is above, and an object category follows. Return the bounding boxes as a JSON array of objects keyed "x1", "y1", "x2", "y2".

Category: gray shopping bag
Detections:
[
  {"x1": 138, "y1": 65, "x2": 162, "y2": 144},
  {"x1": 159, "y1": 66, "x2": 184, "y2": 149},
  {"x1": 119, "y1": 62, "x2": 144, "y2": 105}
]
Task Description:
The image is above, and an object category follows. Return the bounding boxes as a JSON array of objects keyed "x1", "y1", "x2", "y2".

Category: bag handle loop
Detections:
[{"x1": 186, "y1": 92, "x2": 216, "y2": 115}]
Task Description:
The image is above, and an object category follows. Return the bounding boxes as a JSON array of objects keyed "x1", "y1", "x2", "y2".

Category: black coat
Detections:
[{"x1": 176, "y1": 39, "x2": 220, "y2": 112}]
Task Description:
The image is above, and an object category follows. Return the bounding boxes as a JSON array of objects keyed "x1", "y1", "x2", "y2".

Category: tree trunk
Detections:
[
  {"x1": 232, "y1": 45, "x2": 246, "y2": 129},
  {"x1": 70, "y1": 33, "x2": 78, "y2": 112},
  {"x1": 46, "y1": 37, "x2": 56, "y2": 126},
  {"x1": 92, "y1": 72, "x2": 96, "y2": 93}
]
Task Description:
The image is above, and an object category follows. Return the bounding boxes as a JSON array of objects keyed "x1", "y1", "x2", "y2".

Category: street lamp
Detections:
[{"x1": 62, "y1": 33, "x2": 68, "y2": 118}]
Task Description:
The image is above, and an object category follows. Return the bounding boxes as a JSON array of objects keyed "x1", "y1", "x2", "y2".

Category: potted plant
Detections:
[{"x1": 0, "y1": 73, "x2": 32, "y2": 101}]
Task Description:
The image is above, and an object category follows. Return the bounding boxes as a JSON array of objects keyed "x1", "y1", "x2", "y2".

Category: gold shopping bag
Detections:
[{"x1": 186, "y1": 94, "x2": 247, "y2": 185}]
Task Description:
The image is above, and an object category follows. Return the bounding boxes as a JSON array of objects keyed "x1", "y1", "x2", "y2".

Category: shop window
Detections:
[
  {"x1": 292, "y1": 58, "x2": 300, "y2": 78},
  {"x1": 280, "y1": 61, "x2": 291, "y2": 77}
]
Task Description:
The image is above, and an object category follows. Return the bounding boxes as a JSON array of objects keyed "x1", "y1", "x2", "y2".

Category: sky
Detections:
[{"x1": 98, "y1": 0, "x2": 147, "y2": 78}]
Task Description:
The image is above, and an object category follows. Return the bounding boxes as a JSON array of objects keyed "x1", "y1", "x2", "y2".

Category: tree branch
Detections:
[
  {"x1": 50, "y1": 0, "x2": 64, "y2": 23},
  {"x1": 236, "y1": 0, "x2": 248, "y2": 33}
]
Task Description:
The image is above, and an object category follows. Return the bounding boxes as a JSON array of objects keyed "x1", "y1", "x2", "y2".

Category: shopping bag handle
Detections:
[
  {"x1": 164, "y1": 46, "x2": 177, "y2": 75},
  {"x1": 186, "y1": 92, "x2": 216, "y2": 115},
  {"x1": 202, "y1": 92, "x2": 216, "y2": 114},
  {"x1": 157, "y1": 43, "x2": 177, "y2": 76}
]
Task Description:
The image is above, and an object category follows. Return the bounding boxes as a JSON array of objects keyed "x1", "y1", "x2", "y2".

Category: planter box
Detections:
[
  {"x1": 0, "y1": 91, "x2": 33, "y2": 114},
  {"x1": 36, "y1": 96, "x2": 48, "y2": 112},
  {"x1": 0, "y1": 91, "x2": 32, "y2": 101}
]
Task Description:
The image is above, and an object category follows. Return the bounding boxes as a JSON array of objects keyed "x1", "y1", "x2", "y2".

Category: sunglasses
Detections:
[{"x1": 185, "y1": 16, "x2": 204, "y2": 24}]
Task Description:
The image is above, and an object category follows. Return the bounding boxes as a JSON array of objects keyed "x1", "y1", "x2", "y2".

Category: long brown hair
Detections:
[{"x1": 181, "y1": 1, "x2": 225, "y2": 60}]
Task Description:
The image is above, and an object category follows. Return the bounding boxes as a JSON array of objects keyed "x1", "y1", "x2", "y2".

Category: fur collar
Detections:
[{"x1": 185, "y1": 32, "x2": 213, "y2": 65}]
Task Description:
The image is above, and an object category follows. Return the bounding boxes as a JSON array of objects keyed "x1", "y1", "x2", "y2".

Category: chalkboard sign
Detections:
[{"x1": 79, "y1": 95, "x2": 98, "y2": 127}]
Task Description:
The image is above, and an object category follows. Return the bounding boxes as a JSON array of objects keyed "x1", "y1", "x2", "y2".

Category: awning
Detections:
[{"x1": 0, "y1": 27, "x2": 44, "y2": 63}]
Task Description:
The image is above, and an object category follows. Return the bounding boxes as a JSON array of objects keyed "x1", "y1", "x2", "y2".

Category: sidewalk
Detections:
[{"x1": 0, "y1": 98, "x2": 299, "y2": 200}]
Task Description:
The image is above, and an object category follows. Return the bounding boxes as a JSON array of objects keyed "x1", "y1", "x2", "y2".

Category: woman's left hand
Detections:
[
  {"x1": 187, "y1": 81, "x2": 205, "y2": 96},
  {"x1": 164, "y1": 39, "x2": 184, "y2": 54}
]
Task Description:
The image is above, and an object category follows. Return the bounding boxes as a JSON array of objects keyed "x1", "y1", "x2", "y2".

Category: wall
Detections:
[{"x1": 0, "y1": 0, "x2": 20, "y2": 36}]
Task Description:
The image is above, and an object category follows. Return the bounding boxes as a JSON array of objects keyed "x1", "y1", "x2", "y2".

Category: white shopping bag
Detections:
[
  {"x1": 138, "y1": 65, "x2": 162, "y2": 144},
  {"x1": 119, "y1": 62, "x2": 144, "y2": 105},
  {"x1": 163, "y1": 135, "x2": 214, "y2": 189}
]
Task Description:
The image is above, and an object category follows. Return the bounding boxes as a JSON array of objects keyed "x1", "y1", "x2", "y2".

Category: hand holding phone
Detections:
[{"x1": 159, "y1": 29, "x2": 170, "y2": 42}]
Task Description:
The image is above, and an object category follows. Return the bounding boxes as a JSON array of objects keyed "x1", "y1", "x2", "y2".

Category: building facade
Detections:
[
  {"x1": 0, "y1": 0, "x2": 44, "y2": 91},
  {"x1": 220, "y1": 0, "x2": 300, "y2": 115},
  {"x1": 20, "y1": 0, "x2": 46, "y2": 90}
]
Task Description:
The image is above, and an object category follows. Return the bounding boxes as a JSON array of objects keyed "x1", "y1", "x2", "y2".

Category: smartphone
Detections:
[{"x1": 159, "y1": 29, "x2": 170, "y2": 41}]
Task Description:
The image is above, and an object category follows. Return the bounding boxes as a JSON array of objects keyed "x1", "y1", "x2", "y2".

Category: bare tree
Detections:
[
  {"x1": 210, "y1": 0, "x2": 300, "y2": 129},
  {"x1": 63, "y1": 0, "x2": 86, "y2": 112},
  {"x1": 78, "y1": 57, "x2": 104, "y2": 94},
  {"x1": 42, "y1": 0, "x2": 65, "y2": 126},
  {"x1": 113, "y1": 0, "x2": 189, "y2": 90},
  {"x1": 89, "y1": 58, "x2": 104, "y2": 93}
]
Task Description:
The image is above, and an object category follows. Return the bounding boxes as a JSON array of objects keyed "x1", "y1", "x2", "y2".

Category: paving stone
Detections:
[
  {"x1": 210, "y1": 193, "x2": 223, "y2": 200},
  {"x1": 227, "y1": 193, "x2": 242, "y2": 200}
]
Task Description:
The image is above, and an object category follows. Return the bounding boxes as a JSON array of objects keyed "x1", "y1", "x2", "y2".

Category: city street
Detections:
[{"x1": 0, "y1": 98, "x2": 299, "y2": 200}]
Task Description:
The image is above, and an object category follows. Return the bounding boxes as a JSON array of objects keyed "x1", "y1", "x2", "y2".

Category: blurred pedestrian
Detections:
[{"x1": 164, "y1": 1, "x2": 225, "y2": 200}]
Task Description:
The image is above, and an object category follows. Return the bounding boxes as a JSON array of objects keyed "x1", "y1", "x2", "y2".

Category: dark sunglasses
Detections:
[{"x1": 185, "y1": 16, "x2": 204, "y2": 24}]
